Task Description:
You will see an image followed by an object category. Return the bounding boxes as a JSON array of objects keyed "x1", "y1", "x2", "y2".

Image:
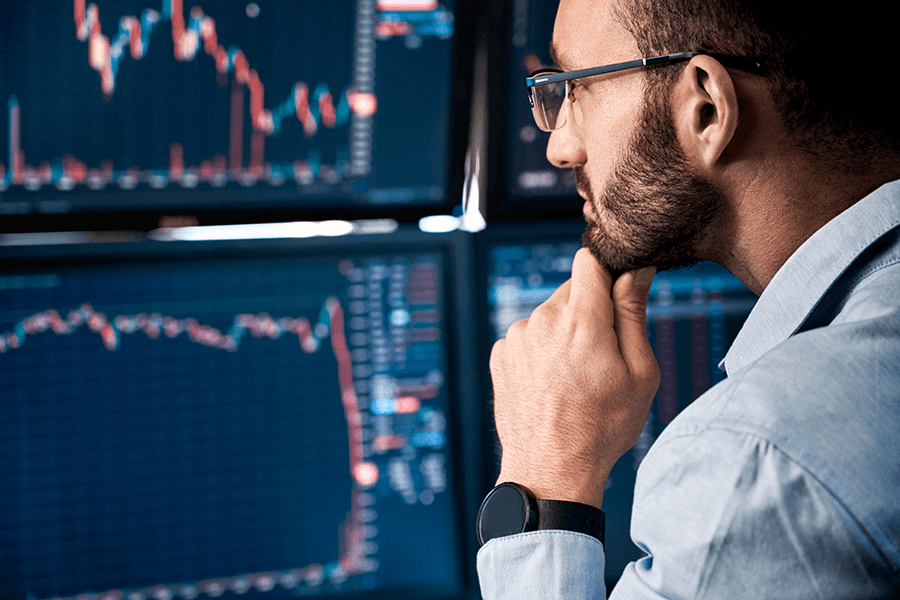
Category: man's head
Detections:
[
  {"x1": 547, "y1": 0, "x2": 900, "y2": 274},
  {"x1": 614, "y1": 0, "x2": 900, "y2": 173}
]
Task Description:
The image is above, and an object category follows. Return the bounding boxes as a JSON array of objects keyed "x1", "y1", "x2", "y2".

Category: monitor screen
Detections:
[
  {"x1": 482, "y1": 222, "x2": 758, "y2": 584},
  {"x1": 487, "y1": 0, "x2": 581, "y2": 219},
  {"x1": 0, "y1": 230, "x2": 480, "y2": 600},
  {"x1": 0, "y1": 1, "x2": 469, "y2": 230}
]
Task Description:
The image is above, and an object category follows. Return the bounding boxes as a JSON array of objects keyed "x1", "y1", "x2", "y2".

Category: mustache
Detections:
[{"x1": 574, "y1": 166, "x2": 592, "y2": 200}]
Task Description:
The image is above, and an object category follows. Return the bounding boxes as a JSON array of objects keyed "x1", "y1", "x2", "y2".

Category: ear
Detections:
[{"x1": 671, "y1": 55, "x2": 740, "y2": 169}]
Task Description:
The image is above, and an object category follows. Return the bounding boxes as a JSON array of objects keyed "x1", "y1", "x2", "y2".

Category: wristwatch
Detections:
[{"x1": 476, "y1": 482, "x2": 605, "y2": 546}]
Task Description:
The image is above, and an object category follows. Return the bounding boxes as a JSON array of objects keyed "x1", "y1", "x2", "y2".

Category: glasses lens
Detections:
[{"x1": 531, "y1": 81, "x2": 567, "y2": 131}]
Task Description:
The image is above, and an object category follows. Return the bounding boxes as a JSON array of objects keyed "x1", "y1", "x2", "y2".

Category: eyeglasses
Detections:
[{"x1": 525, "y1": 52, "x2": 765, "y2": 132}]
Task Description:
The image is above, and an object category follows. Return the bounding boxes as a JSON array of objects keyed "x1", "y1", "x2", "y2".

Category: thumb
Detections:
[{"x1": 612, "y1": 267, "x2": 658, "y2": 379}]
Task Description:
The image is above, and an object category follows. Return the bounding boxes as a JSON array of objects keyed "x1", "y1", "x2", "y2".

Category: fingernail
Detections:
[{"x1": 633, "y1": 267, "x2": 656, "y2": 287}]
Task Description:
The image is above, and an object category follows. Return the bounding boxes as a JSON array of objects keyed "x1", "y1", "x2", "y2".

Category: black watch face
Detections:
[{"x1": 477, "y1": 484, "x2": 530, "y2": 545}]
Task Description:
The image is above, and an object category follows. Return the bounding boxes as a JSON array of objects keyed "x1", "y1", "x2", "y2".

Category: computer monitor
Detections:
[
  {"x1": 0, "y1": 1, "x2": 471, "y2": 231},
  {"x1": 0, "y1": 228, "x2": 482, "y2": 600},
  {"x1": 479, "y1": 221, "x2": 758, "y2": 585},
  {"x1": 486, "y1": 0, "x2": 581, "y2": 220}
]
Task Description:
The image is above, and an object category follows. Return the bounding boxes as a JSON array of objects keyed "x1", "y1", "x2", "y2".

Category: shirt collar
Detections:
[{"x1": 720, "y1": 178, "x2": 900, "y2": 375}]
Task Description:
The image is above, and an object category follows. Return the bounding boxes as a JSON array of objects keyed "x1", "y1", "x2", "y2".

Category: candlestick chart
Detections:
[
  {"x1": 0, "y1": 247, "x2": 459, "y2": 600},
  {"x1": 0, "y1": 0, "x2": 460, "y2": 220}
]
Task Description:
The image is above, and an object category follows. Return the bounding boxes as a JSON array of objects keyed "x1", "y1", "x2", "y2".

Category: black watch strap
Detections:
[
  {"x1": 535, "y1": 498, "x2": 605, "y2": 544},
  {"x1": 477, "y1": 482, "x2": 605, "y2": 546}
]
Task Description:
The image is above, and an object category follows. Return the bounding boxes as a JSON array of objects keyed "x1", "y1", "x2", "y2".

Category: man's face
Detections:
[{"x1": 550, "y1": 0, "x2": 723, "y2": 272}]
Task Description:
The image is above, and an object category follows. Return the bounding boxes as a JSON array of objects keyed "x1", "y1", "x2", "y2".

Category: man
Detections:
[{"x1": 475, "y1": 0, "x2": 900, "y2": 597}]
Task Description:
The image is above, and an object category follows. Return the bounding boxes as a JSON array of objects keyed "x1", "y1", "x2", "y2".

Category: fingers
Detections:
[
  {"x1": 487, "y1": 248, "x2": 661, "y2": 506},
  {"x1": 569, "y1": 246, "x2": 658, "y2": 386},
  {"x1": 568, "y1": 248, "x2": 613, "y2": 309},
  {"x1": 612, "y1": 267, "x2": 660, "y2": 386},
  {"x1": 496, "y1": 248, "x2": 657, "y2": 382}
]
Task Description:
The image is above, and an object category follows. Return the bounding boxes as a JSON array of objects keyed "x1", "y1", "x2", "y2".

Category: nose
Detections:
[{"x1": 545, "y1": 117, "x2": 586, "y2": 169}]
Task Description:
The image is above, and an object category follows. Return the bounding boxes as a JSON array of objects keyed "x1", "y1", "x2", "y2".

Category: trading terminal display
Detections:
[
  {"x1": 0, "y1": 0, "x2": 463, "y2": 225},
  {"x1": 0, "y1": 238, "x2": 466, "y2": 600},
  {"x1": 493, "y1": 0, "x2": 582, "y2": 217},
  {"x1": 486, "y1": 237, "x2": 758, "y2": 583}
]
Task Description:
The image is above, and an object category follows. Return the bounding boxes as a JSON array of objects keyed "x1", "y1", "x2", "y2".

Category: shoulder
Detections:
[
  {"x1": 621, "y1": 208, "x2": 900, "y2": 597},
  {"x1": 660, "y1": 301, "x2": 900, "y2": 488},
  {"x1": 657, "y1": 258, "x2": 900, "y2": 473},
  {"x1": 639, "y1": 300, "x2": 900, "y2": 580}
]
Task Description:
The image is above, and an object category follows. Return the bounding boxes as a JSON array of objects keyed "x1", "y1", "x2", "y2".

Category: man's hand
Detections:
[{"x1": 490, "y1": 248, "x2": 660, "y2": 509}]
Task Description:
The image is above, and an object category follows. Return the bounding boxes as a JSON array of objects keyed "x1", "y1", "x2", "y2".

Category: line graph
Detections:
[
  {"x1": 74, "y1": 1, "x2": 364, "y2": 129},
  {"x1": 2, "y1": 297, "x2": 375, "y2": 587},
  {"x1": 2, "y1": 301, "x2": 336, "y2": 354},
  {"x1": 3, "y1": 2, "x2": 360, "y2": 189}
]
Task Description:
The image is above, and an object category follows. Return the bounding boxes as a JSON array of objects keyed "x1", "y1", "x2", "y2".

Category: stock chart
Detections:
[
  {"x1": 0, "y1": 244, "x2": 460, "y2": 599},
  {"x1": 0, "y1": 1, "x2": 459, "y2": 219}
]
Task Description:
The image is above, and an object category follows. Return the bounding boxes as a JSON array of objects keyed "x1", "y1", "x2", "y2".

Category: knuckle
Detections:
[
  {"x1": 530, "y1": 298, "x2": 563, "y2": 327},
  {"x1": 531, "y1": 299, "x2": 553, "y2": 318},
  {"x1": 631, "y1": 360, "x2": 661, "y2": 399},
  {"x1": 489, "y1": 339, "x2": 506, "y2": 367},
  {"x1": 646, "y1": 363, "x2": 662, "y2": 392},
  {"x1": 637, "y1": 352, "x2": 661, "y2": 381},
  {"x1": 617, "y1": 298, "x2": 649, "y2": 322},
  {"x1": 505, "y1": 317, "x2": 529, "y2": 339}
]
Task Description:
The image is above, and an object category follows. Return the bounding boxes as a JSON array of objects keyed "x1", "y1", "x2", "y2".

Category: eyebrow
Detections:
[{"x1": 548, "y1": 40, "x2": 572, "y2": 71}]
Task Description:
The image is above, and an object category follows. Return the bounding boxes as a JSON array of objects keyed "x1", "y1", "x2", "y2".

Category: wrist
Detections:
[{"x1": 496, "y1": 468, "x2": 606, "y2": 510}]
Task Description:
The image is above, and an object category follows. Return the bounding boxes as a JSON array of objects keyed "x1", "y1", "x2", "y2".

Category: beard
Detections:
[{"x1": 580, "y1": 87, "x2": 723, "y2": 273}]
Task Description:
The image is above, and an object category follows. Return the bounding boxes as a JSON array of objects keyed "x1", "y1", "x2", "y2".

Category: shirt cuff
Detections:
[{"x1": 477, "y1": 530, "x2": 607, "y2": 600}]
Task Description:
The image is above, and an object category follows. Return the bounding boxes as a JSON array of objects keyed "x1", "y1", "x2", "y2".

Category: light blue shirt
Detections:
[{"x1": 477, "y1": 180, "x2": 900, "y2": 599}]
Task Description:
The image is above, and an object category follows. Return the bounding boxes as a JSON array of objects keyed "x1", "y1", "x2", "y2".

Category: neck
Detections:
[{"x1": 705, "y1": 157, "x2": 900, "y2": 295}]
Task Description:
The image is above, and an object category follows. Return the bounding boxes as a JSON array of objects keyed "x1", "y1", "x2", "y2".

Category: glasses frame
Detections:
[{"x1": 525, "y1": 52, "x2": 765, "y2": 131}]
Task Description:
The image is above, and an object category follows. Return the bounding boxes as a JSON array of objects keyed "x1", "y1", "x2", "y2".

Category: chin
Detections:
[{"x1": 581, "y1": 217, "x2": 703, "y2": 274}]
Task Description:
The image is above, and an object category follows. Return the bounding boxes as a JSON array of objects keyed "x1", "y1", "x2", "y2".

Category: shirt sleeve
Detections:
[
  {"x1": 477, "y1": 530, "x2": 606, "y2": 600},
  {"x1": 476, "y1": 426, "x2": 896, "y2": 599}
]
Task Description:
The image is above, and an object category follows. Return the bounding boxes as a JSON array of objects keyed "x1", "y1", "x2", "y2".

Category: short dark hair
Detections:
[{"x1": 615, "y1": 0, "x2": 900, "y2": 175}]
